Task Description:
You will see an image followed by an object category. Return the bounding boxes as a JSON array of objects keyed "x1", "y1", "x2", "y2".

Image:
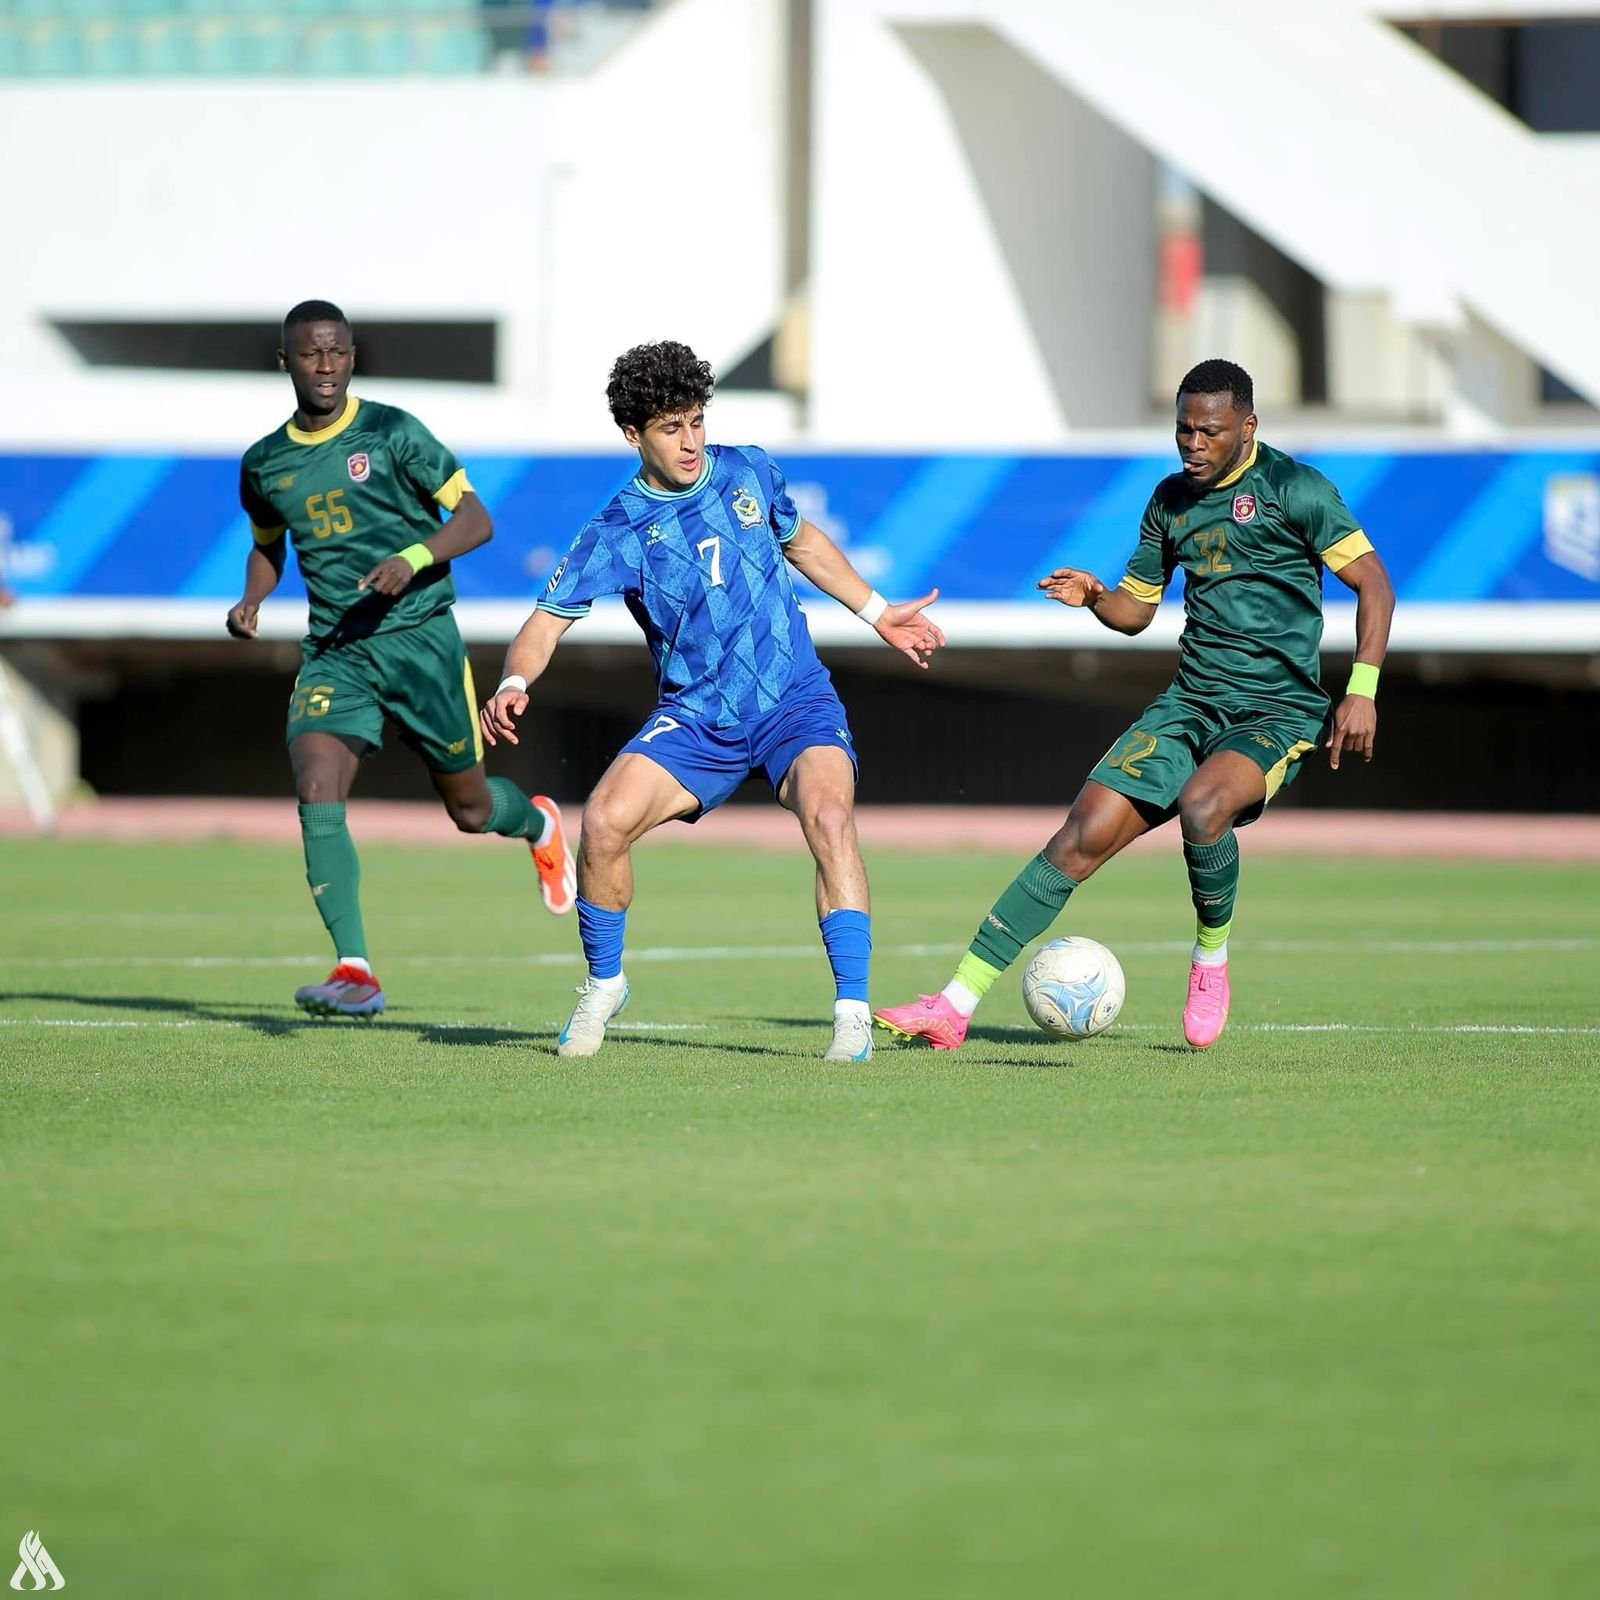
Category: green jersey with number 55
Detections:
[
  {"x1": 1118, "y1": 440, "x2": 1373, "y2": 718},
  {"x1": 238, "y1": 396, "x2": 472, "y2": 643}
]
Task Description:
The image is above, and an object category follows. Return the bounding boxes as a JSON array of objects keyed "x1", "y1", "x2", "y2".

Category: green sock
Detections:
[
  {"x1": 1195, "y1": 919, "x2": 1232, "y2": 954},
  {"x1": 483, "y1": 777, "x2": 550, "y2": 843},
  {"x1": 1184, "y1": 831, "x2": 1239, "y2": 935},
  {"x1": 969, "y1": 852, "x2": 1079, "y2": 971},
  {"x1": 299, "y1": 801, "x2": 367, "y2": 961}
]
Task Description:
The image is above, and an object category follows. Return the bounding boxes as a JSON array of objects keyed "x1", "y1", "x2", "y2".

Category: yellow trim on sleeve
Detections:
[
  {"x1": 433, "y1": 467, "x2": 474, "y2": 512},
  {"x1": 1118, "y1": 574, "x2": 1165, "y2": 604},
  {"x1": 251, "y1": 523, "x2": 286, "y2": 546},
  {"x1": 1264, "y1": 739, "x2": 1316, "y2": 802},
  {"x1": 285, "y1": 395, "x2": 360, "y2": 447},
  {"x1": 1214, "y1": 441, "x2": 1259, "y2": 490},
  {"x1": 1320, "y1": 529, "x2": 1374, "y2": 573}
]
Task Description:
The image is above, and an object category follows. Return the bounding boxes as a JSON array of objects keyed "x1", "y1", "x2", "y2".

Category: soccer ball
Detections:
[{"x1": 1022, "y1": 936, "x2": 1126, "y2": 1039}]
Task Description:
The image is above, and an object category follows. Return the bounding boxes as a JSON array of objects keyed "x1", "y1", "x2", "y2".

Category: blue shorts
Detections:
[{"x1": 620, "y1": 683, "x2": 858, "y2": 820}]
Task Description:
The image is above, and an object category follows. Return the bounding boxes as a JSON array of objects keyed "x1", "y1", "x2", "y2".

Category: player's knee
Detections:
[
  {"x1": 295, "y1": 770, "x2": 343, "y2": 805},
  {"x1": 803, "y1": 794, "x2": 855, "y2": 853},
  {"x1": 579, "y1": 796, "x2": 628, "y2": 859},
  {"x1": 1048, "y1": 812, "x2": 1113, "y2": 876},
  {"x1": 446, "y1": 795, "x2": 491, "y2": 833},
  {"x1": 1178, "y1": 787, "x2": 1233, "y2": 844}
]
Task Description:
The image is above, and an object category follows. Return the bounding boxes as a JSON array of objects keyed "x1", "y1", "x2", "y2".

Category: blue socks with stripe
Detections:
[{"x1": 820, "y1": 909, "x2": 872, "y2": 1005}]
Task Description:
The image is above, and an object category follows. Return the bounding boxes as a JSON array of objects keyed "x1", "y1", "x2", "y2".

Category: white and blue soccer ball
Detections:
[{"x1": 1022, "y1": 936, "x2": 1126, "y2": 1039}]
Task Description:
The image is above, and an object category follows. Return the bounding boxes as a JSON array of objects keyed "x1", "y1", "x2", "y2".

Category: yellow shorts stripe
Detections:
[
  {"x1": 1264, "y1": 739, "x2": 1316, "y2": 802},
  {"x1": 463, "y1": 656, "x2": 483, "y2": 764}
]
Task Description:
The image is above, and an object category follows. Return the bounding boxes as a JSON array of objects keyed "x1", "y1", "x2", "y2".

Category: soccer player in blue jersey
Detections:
[{"x1": 482, "y1": 341, "x2": 945, "y2": 1061}]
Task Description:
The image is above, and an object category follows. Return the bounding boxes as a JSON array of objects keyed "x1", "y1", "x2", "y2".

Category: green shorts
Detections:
[
  {"x1": 286, "y1": 610, "x2": 483, "y2": 774},
  {"x1": 1087, "y1": 690, "x2": 1327, "y2": 826}
]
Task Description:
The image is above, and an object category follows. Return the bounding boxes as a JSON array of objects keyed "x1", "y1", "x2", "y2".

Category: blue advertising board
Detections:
[{"x1": 2, "y1": 448, "x2": 1598, "y2": 648}]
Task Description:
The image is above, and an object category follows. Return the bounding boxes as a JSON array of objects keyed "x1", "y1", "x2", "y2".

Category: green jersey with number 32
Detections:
[{"x1": 1118, "y1": 441, "x2": 1373, "y2": 718}]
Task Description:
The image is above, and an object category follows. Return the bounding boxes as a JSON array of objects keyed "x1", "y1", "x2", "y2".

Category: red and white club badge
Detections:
[
  {"x1": 347, "y1": 453, "x2": 371, "y2": 482},
  {"x1": 1232, "y1": 492, "x2": 1256, "y2": 523}
]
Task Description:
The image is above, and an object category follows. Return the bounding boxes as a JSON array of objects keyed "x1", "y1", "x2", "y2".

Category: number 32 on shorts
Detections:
[{"x1": 1107, "y1": 730, "x2": 1157, "y2": 779}]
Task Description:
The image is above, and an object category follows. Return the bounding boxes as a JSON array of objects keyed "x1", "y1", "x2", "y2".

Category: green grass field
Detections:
[{"x1": 2, "y1": 835, "x2": 1596, "y2": 1599}]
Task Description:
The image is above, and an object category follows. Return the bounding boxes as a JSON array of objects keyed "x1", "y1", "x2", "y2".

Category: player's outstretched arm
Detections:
[
  {"x1": 480, "y1": 608, "x2": 575, "y2": 748},
  {"x1": 226, "y1": 538, "x2": 286, "y2": 639},
  {"x1": 782, "y1": 518, "x2": 946, "y2": 669},
  {"x1": 1037, "y1": 568, "x2": 1157, "y2": 635},
  {"x1": 1325, "y1": 550, "x2": 1395, "y2": 770},
  {"x1": 360, "y1": 491, "x2": 494, "y2": 597}
]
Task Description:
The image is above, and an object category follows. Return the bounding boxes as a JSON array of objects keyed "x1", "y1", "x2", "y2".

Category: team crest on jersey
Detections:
[
  {"x1": 347, "y1": 453, "x2": 371, "y2": 483},
  {"x1": 1232, "y1": 493, "x2": 1257, "y2": 524},
  {"x1": 730, "y1": 489, "x2": 762, "y2": 528}
]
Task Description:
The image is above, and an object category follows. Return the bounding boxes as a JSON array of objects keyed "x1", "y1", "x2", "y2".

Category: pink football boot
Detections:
[
  {"x1": 873, "y1": 993, "x2": 970, "y2": 1051},
  {"x1": 1183, "y1": 961, "x2": 1230, "y2": 1048}
]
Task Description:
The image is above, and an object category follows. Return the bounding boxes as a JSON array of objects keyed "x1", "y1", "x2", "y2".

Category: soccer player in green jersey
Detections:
[
  {"x1": 876, "y1": 358, "x2": 1396, "y2": 1050},
  {"x1": 228, "y1": 300, "x2": 576, "y2": 1019}
]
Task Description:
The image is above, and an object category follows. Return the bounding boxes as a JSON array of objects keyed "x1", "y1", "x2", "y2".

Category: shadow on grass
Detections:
[
  {"x1": 5, "y1": 989, "x2": 799, "y2": 1057},
  {"x1": 755, "y1": 1014, "x2": 1186, "y2": 1069}
]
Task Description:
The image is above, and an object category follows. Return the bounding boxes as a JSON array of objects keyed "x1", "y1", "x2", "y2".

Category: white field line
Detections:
[
  {"x1": 0, "y1": 1017, "x2": 706, "y2": 1032},
  {"x1": 0, "y1": 1017, "x2": 1594, "y2": 1037},
  {"x1": 0, "y1": 937, "x2": 1593, "y2": 972}
]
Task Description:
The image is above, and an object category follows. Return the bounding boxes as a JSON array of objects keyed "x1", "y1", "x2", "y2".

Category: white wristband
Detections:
[
  {"x1": 855, "y1": 590, "x2": 888, "y2": 626},
  {"x1": 495, "y1": 674, "x2": 528, "y2": 697}
]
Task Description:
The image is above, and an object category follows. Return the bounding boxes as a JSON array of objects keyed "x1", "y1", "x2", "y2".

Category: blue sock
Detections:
[
  {"x1": 820, "y1": 909, "x2": 871, "y2": 1003},
  {"x1": 576, "y1": 896, "x2": 627, "y2": 981}
]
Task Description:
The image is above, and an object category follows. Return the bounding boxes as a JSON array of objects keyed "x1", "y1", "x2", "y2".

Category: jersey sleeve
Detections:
[
  {"x1": 1286, "y1": 465, "x2": 1373, "y2": 573},
  {"x1": 761, "y1": 449, "x2": 801, "y2": 544},
  {"x1": 1117, "y1": 491, "x2": 1173, "y2": 603},
  {"x1": 392, "y1": 410, "x2": 474, "y2": 512},
  {"x1": 535, "y1": 518, "x2": 634, "y2": 619},
  {"x1": 238, "y1": 462, "x2": 285, "y2": 544}
]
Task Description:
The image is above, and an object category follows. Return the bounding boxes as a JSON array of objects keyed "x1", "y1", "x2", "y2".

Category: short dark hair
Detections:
[
  {"x1": 1177, "y1": 358, "x2": 1253, "y2": 414},
  {"x1": 606, "y1": 340, "x2": 714, "y2": 430},
  {"x1": 281, "y1": 299, "x2": 352, "y2": 347}
]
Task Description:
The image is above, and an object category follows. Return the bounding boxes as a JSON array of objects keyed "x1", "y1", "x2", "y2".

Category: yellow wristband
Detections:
[
  {"x1": 396, "y1": 543, "x2": 435, "y2": 575},
  {"x1": 1346, "y1": 662, "x2": 1380, "y2": 699}
]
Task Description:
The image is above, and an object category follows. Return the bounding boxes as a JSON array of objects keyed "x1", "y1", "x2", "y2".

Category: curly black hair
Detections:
[
  {"x1": 1177, "y1": 358, "x2": 1253, "y2": 414},
  {"x1": 281, "y1": 299, "x2": 351, "y2": 347},
  {"x1": 606, "y1": 341, "x2": 715, "y2": 430}
]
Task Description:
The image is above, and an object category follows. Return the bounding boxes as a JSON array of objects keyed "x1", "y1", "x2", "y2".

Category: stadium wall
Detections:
[{"x1": 0, "y1": 0, "x2": 788, "y2": 447}]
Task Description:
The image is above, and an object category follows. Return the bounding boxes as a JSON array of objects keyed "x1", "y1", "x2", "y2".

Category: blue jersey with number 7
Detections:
[{"x1": 537, "y1": 444, "x2": 832, "y2": 728}]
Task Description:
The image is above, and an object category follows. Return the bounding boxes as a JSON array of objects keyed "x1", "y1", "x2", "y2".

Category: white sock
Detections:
[
  {"x1": 531, "y1": 803, "x2": 556, "y2": 848},
  {"x1": 834, "y1": 999, "x2": 870, "y2": 1021},
  {"x1": 589, "y1": 970, "x2": 628, "y2": 992},
  {"x1": 339, "y1": 956, "x2": 372, "y2": 975},
  {"x1": 1192, "y1": 943, "x2": 1228, "y2": 968},
  {"x1": 941, "y1": 980, "x2": 980, "y2": 1017}
]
